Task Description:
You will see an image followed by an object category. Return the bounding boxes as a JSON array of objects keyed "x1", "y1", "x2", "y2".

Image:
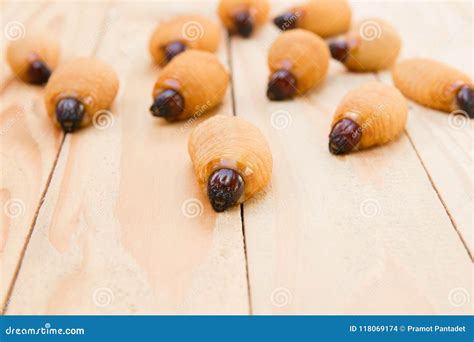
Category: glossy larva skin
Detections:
[
  {"x1": 149, "y1": 15, "x2": 221, "y2": 66},
  {"x1": 268, "y1": 29, "x2": 330, "y2": 94},
  {"x1": 331, "y1": 82, "x2": 408, "y2": 150},
  {"x1": 152, "y1": 50, "x2": 229, "y2": 121},
  {"x1": 7, "y1": 33, "x2": 60, "y2": 83},
  {"x1": 218, "y1": 0, "x2": 270, "y2": 34},
  {"x1": 342, "y1": 18, "x2": 401, "y2": 72},
  {"x1": 392, "y1": 58, "x2": 472, "y2": 113},
  {"x1": 284, "y1": 0, "x2": 351, "y2": 38},
  {"x1": 188, "y1": 115, "x2": 272, "y2": 204},
  {"x1": 44, "y1": 57, "x2": 119, "y2": 128}
]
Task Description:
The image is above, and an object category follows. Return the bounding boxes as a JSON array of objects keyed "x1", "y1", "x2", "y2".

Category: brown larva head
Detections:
[
  {"x1": 329, "y1": 119, "x2": 362, "y2": 155},
  {"x1": 7, "y1": 33, "x2": 60, "y2": 85},
  {"x1": 150, "y1": 89, "x2": 185, "y2": 121},
  {"x1": 456, "y1": 85, "x2": 474, "y2": 118},
  {"x1": 217, "y1": 0, "x2": 270, "y2": 37},
  {"x1": 207, "y1": 168, "x2": 245, "y2": 212},
  {"x1": 44, "y1": 57, "x2": 119, "y2": 132},
  {"x1": 273, "y1": 11, "x2": 299, "y2": 31},
  {"x1": 149, "y1": 15, "x2": 221, "y2": 66}
]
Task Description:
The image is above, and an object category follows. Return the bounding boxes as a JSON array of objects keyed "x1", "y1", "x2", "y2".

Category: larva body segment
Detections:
[
  {"x1": 7, "y1": 33, "x2": 60, "y2": 84},
  {"x1": 188, "y1": 115, "x2": 272, "y2": 211},
  {"x1": 329, "y1": 82, "x2": 408, "y2": 154},
  {"x1": 44, "y1": 57, "x2": 119, "y2": 131},
  {"x1": 267, "y1": 29, "x2": 329, "y2": 100},
  {"x1": 330, "y1": 18, "x2": 401, "y2": 72},
  {"x1": 151, "y1": 50, "x2": 229, "y2": 121},
  {"x1": 392, "y1": 58, "x2": 472, "y2": 114},
  {"x1": 218, "y1": 0, "x2": 270, "y2": 37},
  {"x1": 149, "y1": 15, "x2": 221, "y2": 66},
  {"x1": 274, "y1": 0, "x2": 351, "y2": 38}
]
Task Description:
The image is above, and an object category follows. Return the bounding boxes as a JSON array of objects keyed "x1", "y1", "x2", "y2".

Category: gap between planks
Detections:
[
  {"x1": 1, "y1": 134, "x2": 65, "y2": 315},
  {"x1": 226, "y1": 34, "x2": 254, "y2": 315},
  {"x1": 374, "y1": 73, "x2": 473, "y2": 261},
  {"x1": 1, "y1": 1, "x2": 115, "y2": 314}
]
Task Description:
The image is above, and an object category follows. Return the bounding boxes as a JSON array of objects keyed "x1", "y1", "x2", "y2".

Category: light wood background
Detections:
[{"x1": 0, "y1": 0, "x2": 472, "y2": 315}]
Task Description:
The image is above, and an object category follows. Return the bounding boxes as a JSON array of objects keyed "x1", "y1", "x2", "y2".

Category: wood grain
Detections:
[
  {"x1": 2, "y1": 0, "x2": 471, "y2": 315},
  {"x1": 0, "y1": 1, "x2": 110, "y2": 310},
  {"x1": 361, "y1": 1, "x2": 473, "y2": 256},
  {"x1": 229, "y1": 1, "x2": 472, "y2": 314},
  {"x1": 6, "y1": 2, "x2": 249, "y2": 314}
]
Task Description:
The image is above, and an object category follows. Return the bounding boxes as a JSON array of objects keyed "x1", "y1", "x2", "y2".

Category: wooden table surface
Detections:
[{"x1": 0, "y1": 0, "x2": 472, "y2": 315}]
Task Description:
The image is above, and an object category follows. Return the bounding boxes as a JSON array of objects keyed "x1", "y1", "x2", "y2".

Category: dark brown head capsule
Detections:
[
  {"x1": 207, "y1": 168, "x2": 244, "y2": 212},
  {"x1": 456, "y1": 85, "x2": 474, "y2": 119},
  {"x1": 267, "y1": 69, "x2": 297, "y2": 101},
  {"x1": 150, "y1": 89, "x2": 185, "y2": 120},
  {"x1": 56, "y1": 97, "x2": 85, "y2": 133},
  {"x1": 164, "y1": 41, "x2": 187, "y2": 63},
  {"x1": 329, "y1": 40, "x2": 349, "y2": 63},
  {"x1": 27, "y1": 59, "x2": 51, "y2": 85},
  {"x1": 273, "y1": 12, "x2": 298, "y2": 31},
  {"x1": 233, "y1": 10, "x2": 254, "y2": 38},
  {"x1": 329, "y1": 118, "x2": 362, "y2": 155}
]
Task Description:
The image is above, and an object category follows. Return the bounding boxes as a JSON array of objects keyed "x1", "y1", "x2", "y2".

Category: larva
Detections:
[
  {"x1": 273, "y1": 0, "x2": 351, "y2": 38},
  {"x1": 7, "y1": 32, "x2": 60, "y2": 85},
  {"x1": 329, "y1": 82, "x2": 408, "y2": 154},
  {"x1": 188, "y1": 115, "x2": 272, "y2": 212},
  {"x1": 218, "y1": 0, "x2": 270, "y2": 38},
  {"x1": 150, "y1": 50, "x2": 229, "y2": 121},
  {"x1": 267, "y1": 29, "x2": 329, "y2": 101},
  {"x1": 44, "y1": 57, "x2": 119, "y2": 132},
  {"x1": 329, "y1": 18, "x2": 401, "y2": 72},
  {"x1": 392, "y1": 58, "x2": 473, "y2": 118},
  {"x1": 149, "y1": 15, "x2": 221, "y2": 66}
]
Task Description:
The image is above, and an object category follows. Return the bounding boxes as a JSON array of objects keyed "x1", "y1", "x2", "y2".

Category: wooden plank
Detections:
[
  {"x1": 6, "y1": 1, "x2": 249, "y2": 314},
  {"x1": 0, "y1": 1, "x2": 111, "y2": 311},
  {"x1": 360, "y1": 1, "x2": 473, "y2": 255},
  {"x1": 0, "y1": 1, "x2": 48, "y2": 87},
  {"x1": 230, "y1": 1, "x2": 471, "y2": 314}
]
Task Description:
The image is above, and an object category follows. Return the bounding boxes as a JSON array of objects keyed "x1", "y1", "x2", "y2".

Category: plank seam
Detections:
[
  {"x1": 2, "y1": 2, "x2": 116, "y2": 313},
  {"x1": 373, "y1": 72, "x2": 473, "y2": 261},
  {"x1": 2, "y1": 133, "x2": 66, "y2": 314},
  {"x1": 226, "y1": 35, "x2": 253, "y2": 314},
  {"x1": 404, "y1": 128, "x2": 473, "y2": 261}
]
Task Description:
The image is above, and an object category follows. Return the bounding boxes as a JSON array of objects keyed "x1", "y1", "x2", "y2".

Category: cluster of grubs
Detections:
[{"x1": 6, "y1": 0, "x2": 472, "y2": 212}]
